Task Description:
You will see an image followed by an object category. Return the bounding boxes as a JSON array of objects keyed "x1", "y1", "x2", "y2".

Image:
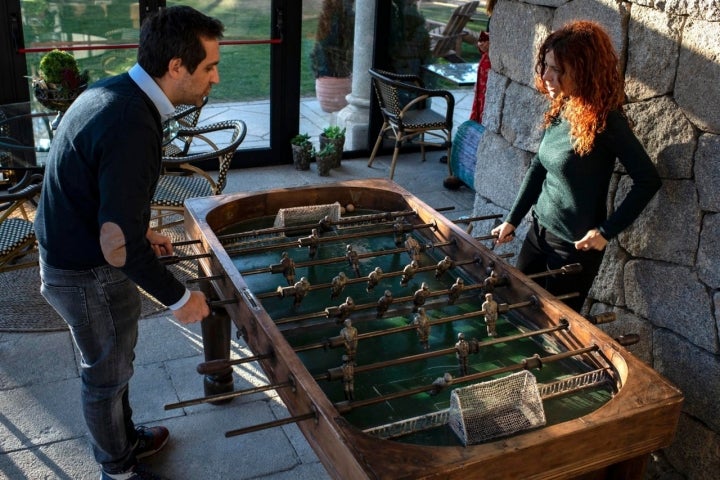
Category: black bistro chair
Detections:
[
  {"x1": 0, "y1": 173, "x2": 43, "y2": 272},
  {"x1": 151, "y1": 104, "x2": 247, "y2": 230},
  {"x1": 367, "y1": 68, "x2": 455, "y2": 180}
]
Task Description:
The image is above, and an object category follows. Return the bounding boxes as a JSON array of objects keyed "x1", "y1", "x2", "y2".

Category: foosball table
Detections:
[{"x1": 171, "y1": 179, "x2": 682, "y2": 480}]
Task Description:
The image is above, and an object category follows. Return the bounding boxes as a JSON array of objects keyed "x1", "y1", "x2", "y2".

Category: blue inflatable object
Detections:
[{"x1": 450, "y1": 120, "x2": 485, "y2": 191}]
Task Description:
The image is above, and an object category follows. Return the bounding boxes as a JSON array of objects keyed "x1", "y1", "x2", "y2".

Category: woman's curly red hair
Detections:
[{"x1": 534, "y1": 21, "x2": 626, "y2": 156}]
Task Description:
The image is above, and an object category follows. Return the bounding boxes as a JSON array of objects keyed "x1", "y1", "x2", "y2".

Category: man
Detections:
[{"x1": 35, "y1": 6, "x2": 223, "y2": 480}]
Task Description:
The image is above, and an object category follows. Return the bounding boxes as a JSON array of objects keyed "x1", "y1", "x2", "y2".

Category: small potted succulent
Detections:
[
  {"x1": 32, "y1": 49, "x2": 89, "y2": 112},
  {"x1": 319, "y1": 125, "x2": 345, "y2": 168},
  {"x1": 315, "y1": 143, "x2": 336, "y2": 176},
  {"x1": 291, "y1": 133, "x2": 315, "y2": 171}
]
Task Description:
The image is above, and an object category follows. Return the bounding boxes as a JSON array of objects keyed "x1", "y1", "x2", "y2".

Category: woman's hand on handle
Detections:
[{"x1": 491, "y1": 222, "x2": 516, "y2": 245}]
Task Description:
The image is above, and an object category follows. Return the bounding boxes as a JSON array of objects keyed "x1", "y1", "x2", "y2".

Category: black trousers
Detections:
[{"x1": 516, "y1": 218, "x2": 605, "y2": 313}]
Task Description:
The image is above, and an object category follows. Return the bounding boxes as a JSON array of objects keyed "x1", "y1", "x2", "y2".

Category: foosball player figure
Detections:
[
  {"x1": 298, "y1": 228, "x2": 320, "y2": 259},
  {"x1": 405, "y1": 236, "x2": 421, "y2": 262},
  {"x1": 482, "y1": 292, "x2": 499, "y2": 337},
  {"x1": 435, "y1": 255, "x2": 455, "y2": 279},
  {"x1": 293, "y1": 277, "x2": 310, "y2": 307},
  {"x1": 376, "y1": 289, "x2": 394, "y2": 318},
  {"x1": 278, "y1": 251, "x2": 296, "y2": 285},
  {"x1": 318, "y1": 215, "x2": 334, "y2": 233},
  {"x1": 400, "y1": 260, "x2": 419, "y2": 287},
  {"x1": 340, "y1": 318, "x2": 358, "y2": 362},
  {"x1": 483, "y1": 269, "x2": 501, "y2": 293},
  {"x1": 448, "y1": 277, "x2": 464, "y2": 305},
  {"x1": 413, "y1": 307, "x2": 431, "y2": 350},
  {"x1": 366, "y1": 266, "x2": 383, "y2": 292},
  {"x1": 430, "y1": 372, "x2": 453, "y2": 396},
  {"x1": 346, "y1": 244, "x2": 361, "y2": 277},
  {"x1": 341, "y1": 355, "x2": 355, "y2": 401},
  {"x1": 412, "y1": 282, "x2": 430, "y2": 312},
  {"x1": 330, "y1": 271, "x2": 348, "y2": 299},
  {"x1": 455, "y1": 332, "x2": 470, "y2": 376},
  {"x1": 393, "y1": 221, "x2": 412, "y2": 246},
  {"x1": 337, "y1": 296, "x2": 355, "y2": 324}
]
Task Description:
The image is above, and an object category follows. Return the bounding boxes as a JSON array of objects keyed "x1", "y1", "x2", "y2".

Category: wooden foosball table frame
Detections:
[{"x1": 182, "y1": 179, "x2": 682, "y2": 480}]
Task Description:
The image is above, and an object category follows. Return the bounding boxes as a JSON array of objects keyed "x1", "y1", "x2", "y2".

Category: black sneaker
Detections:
[
  {"x1": 100, "y1": 463, "x2": 167, "y2": 480},
  {"x1": 134, "y1": 426, "x2": 170, "y2": 459}
]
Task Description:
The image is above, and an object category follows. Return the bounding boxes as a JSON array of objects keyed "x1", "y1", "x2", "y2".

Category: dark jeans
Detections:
[
  {"x1": 516, "y1": 218, "x2": 605, "y2": 312},
  {"x1": 39, "y1": 260, "x2": 142, "y2": 474}
]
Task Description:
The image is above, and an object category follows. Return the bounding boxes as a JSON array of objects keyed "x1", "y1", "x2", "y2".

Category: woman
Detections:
[{"x1": 492, "y1": 21, "x2": 661, "y2": 312}]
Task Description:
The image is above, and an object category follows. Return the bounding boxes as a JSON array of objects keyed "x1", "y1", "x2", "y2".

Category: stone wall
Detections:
[{"x1": 471, "y1": 0, "x2": 720, "y2": 477}]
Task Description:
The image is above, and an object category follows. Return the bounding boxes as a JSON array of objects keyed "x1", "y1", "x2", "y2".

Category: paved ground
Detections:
[{"x1": 0, "y1": 153, "x2": 476, "y2": 480}]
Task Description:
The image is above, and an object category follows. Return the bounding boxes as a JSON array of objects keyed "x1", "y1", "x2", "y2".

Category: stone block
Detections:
[
  {"x1": 697, "y1": 213, "x2": 720, "y2": 288},
  {"x1": 489, "y1": 0, "x2": 553, "y2": 88},
  {"x1": 625, "y1": 5, "x2": 682, "y2": 101},
  {"x1": 624, "y1": 260, "x2": 716, "y2": 353},
  {"x1": 625, "y1": 96, "x2": 696, "y2": 179},
  {"x1": 482, "y1": 70, "x2": 509, "y2": 134},
  {"x1": 553, "y1": 0, "x2": 629, "y2": 66},
  {"x1": 675, "y1": 18, "x2": 720, "y2": 133},
  {"x1": 618, "y1": 179, "x2": 700, "y2": 266},
  {"x1": 499, "y1": 82, "x2": 547, "y2": 152},
  {"x1": 655, "y1": 329, "x2": 720, "y2": 432},
  {"x1": 664, "y1": 413, "x2": 720, "y2": 480},
  {"x1": 474, "y1": 130, "x2": 534, "y2": 212},
  {"x1": 694, "y1": 133, "x2": 720, "y2": 212},
  {"x1": 588, "y1": 239, "x2": 628, "y2": 307}
]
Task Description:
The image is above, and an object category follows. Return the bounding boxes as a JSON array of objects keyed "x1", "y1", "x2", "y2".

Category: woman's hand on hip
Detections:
[{"x1": 574, "y1": 229, "x2": 608, "y2": 252}]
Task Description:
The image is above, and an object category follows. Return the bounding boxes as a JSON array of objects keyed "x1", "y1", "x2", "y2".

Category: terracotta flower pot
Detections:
[{"x1": 315, "y1": 76, "x2": 352, "y2": 113}]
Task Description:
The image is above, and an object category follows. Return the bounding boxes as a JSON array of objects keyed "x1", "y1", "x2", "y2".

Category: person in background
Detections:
[
  {"x1": 469, "y1": 0, "x2": 497, "y2": 123},
  {"x1": 492, "y1": 20, "x2": 661, "y2": 312},
  {"x1": 35, "y1": 6, "x2": 223, "y2": 480}
]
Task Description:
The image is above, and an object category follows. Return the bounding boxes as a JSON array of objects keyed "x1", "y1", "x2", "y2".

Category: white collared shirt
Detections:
[{"x1": 128, "y1": 63, "x2": 175, "y2": 122}]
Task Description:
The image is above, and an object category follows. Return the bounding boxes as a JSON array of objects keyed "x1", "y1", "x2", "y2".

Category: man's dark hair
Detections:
[{"x1": 138, "y1": 6, "x2": 224, "y2": 77}]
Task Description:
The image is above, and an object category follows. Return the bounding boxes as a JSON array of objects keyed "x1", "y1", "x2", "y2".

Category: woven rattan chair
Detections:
[
  {"x1": 0, "y1": 173, "x2": 43, "y2": 272},
  {"x1": 151, "y1": 118, "x2": 247, "y2": 230},
  {"x1": 367, "y1": 68, "x2": 455, "y2": 180}
]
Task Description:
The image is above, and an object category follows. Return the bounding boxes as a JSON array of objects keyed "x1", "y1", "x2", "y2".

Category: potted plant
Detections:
[
  {"x1": 315, "y1": 143, "x2": 336, "y2": 176},
  {"x1": 319, "y1": 126, "x2": 346, "y2": 168},
  {"x1": 291, "y1": 133, "x2": 314, "y2": 171},
  {"x1": 31, "y1": 49, "x2": 89, "y2": 128},
  {"x1": 310, "y1": 0, "x2": 355, "y2": 113}
]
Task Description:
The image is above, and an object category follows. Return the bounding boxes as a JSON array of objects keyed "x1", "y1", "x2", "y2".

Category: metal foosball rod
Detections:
[
  {"x1": 216, "y1": 209, "x2": 420, "y2": 242},
  {"x1": 213, "y1": 345, "x2": 602, "y2": 438},
  {"x1": 165, "y1": 378, "x2": 294, "y2": 410},
  {"x1": 453, "y1": 213, "x2": 504, "y2": 224},
  {"x1": 257, "y1": 254, "x2": 483, "y2": 301},
  {"x1": 334, "y1": 344, "x2": 600, "y2": 414},
  {"x1": 225, "y1": 407, "x2": 318, "y2": 438},
  {"x1": 317, "y1": 320, "x2": 572, "y2": 383},
  {"x1": 526, "y1": 263, "x2": 583, "y2": 280},
  {"x1": 292, "y1": 299, "x2": 567, "y2": 354},
  {"x1": 196, "y1": 294, "x2": 576, "y2": 377},
  {"x1": 159, "y1": 252, "x2": 213, "y2": 265},
  {"x1": 225, "y1": 220, "x2": 438, "y2": 256},
  {"x1": 240, "y1": 239, "x2": 454, "y2": 276}
]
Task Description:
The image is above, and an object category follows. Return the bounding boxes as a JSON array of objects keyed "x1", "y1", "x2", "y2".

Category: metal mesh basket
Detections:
[
  {"x1": 273, "y1": 202, "x2": 341, "y2": 232},
  {"x1": 448, "y1": 370, "x2": 546, "y2": 445}
]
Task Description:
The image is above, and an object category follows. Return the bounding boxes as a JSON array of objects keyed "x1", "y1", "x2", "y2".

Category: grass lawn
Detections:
[{"x1": 23, "y1": 0, "x2": 481, "y2": 103}]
